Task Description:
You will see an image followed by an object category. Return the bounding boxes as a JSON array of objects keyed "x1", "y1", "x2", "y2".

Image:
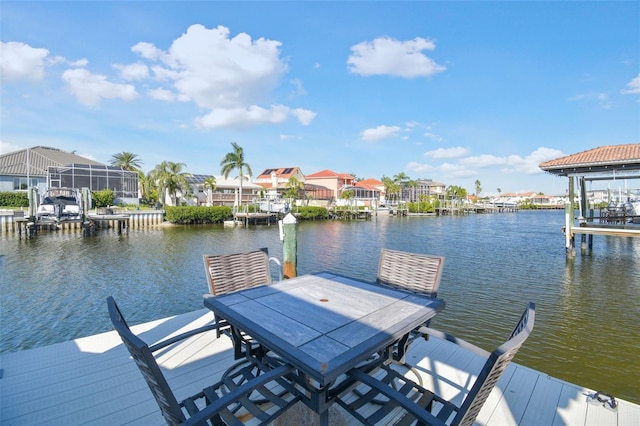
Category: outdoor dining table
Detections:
[{"x1": 203, "y1": 271, "x2": 445, "y2": 425}]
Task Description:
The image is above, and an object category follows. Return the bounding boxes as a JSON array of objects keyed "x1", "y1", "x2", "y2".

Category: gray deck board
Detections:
[{"x1": 1, "y1": 308, "x2": 636, "y2": 425}]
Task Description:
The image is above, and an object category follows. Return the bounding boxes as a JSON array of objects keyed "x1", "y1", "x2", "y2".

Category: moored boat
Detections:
[{"x1": 36, "y1": 187, "x2": 84, "y2": 222}]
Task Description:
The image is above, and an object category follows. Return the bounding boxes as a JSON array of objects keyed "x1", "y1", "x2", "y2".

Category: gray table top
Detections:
[{"x1": 203, "y1": 272, "x2": 445, "y2": 385}]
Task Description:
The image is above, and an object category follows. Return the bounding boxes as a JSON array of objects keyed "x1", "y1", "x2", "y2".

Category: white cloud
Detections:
[
  {"x1": 195, "y1": 105, "x2": 291, "y2": 129},
  {"x1": 424, "y1": 146, "x2": 469, "y2": 159},
  {"x1": 61, "y1": 68, "x2": 138, "y2": 106},
  {"x1": 137, "y1": 24, "x2": 288, "y2": 110},
  {"x1": 459, "y1": 154, "x2": 507, "y2": 168},
  {"x1": 361, "y1": 125, "x2": 402, "y2": 141},
  {"x1": 291, "y1": 108, "x2": 316, "y2": 125},
  {"x1": 0, "y1": 41, "x2": 49, "y2": 82},
  {"x1": 68, "y1": 58, "x2": 88, "y2": 67},
  {"x1": 131, "y1": 42, "x2": 165, "y2": 61},
  {"x1": 0, "y1": 140, "x2": 24, "y2": 154},
  {"x1": 280, "y1": 134, "x2": 302, "y2": 141},
  {"x1": 129, "y1": 24, "x2": 314, "y2": 127},
  {"x1": 289, "y1": 78, "x2": 306, "y2": 97},
  {"x1": 423, "y1": 132, "x2": 445, "y2": 142},
  {"x1": 148, "y1": 87, "x2": 176, "y2": 102},
  {"x1": 194, "y1": 104, "x2": 315, "y2": 129},
  {"x1": 439, "y1": 162, "x2": 477, "y2": 178},
  {"x1": 568, "y1": 92, "x2": 612, "y2": 109},
  {"x1": 621, "y1": 73, "x2": 640, "y2": 95},
  {"x1": 406, "y1": 161, "x2": 433, "y2": 174},
  {"x1": 113, "y1": 62, "x2": 149, "y2": 80},
  {"x1": 347, "y1": 36, "x2": 446, "y2": 78},
  {"x1": 459, "y1": 147, "x2": 564, "y2": 175}
]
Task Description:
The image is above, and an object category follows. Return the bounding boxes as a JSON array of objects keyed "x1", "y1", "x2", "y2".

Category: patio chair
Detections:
[
  {"x1": 203, "y1": 248, "x2": 282, "y2": 296},
  {"x1": 203, "y1": 248, "x2": 282, "y2": 358},
  {"x1": 377, "y1": 248, "x2": 444, "y2": 298},
  {"x1": 377, "y1": 248, "x2": 445, "y2": 358},
  {"x1": 336, "y1": 302, "x2": 535, "y2": 426},
  {"x1": 107, "y1": 296, "x2": 300, "y2": 426}
]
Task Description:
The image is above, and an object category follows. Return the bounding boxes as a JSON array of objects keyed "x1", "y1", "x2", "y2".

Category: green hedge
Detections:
[
  {"x1": 296, "y1": 206, "x2": 329, "y2": 220},
  {"x1": 164, "y1": 206, "x2": 233, "y2": 224},
  {"x1": 407, "y1": 201, "x2": 435, "y2": 213},
  {"x1": 0, "y1": 192, "x2": 29, "y2": 207}
]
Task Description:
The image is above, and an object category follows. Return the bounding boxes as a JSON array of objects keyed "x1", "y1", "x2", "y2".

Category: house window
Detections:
[{"x1": 13, "y1": 177, "x2": 38, "y2": 190}]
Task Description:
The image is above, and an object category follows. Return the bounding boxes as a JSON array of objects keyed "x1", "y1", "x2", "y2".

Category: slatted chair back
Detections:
[
  {"x1": 453, "y1": 302, "x2": 535, "y2": 426},
  {"x1": 377, "y1": 248, "x2": 444, "y2": 297},
  {"x1": 203, "y1": 248, "x2": 278, "y2": 296},
  {"x1": 107, "y1": 296, "x2": 186, "y2": 425}
]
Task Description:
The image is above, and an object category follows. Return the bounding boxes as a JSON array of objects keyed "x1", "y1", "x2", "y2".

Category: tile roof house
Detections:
[
  {"x1": 357, "y1": 178, "x2": 385, "y2": 194},
  {"x1": 305, "y1": 169, "x2": 355, "y2": 201},
  {"x1": 187, "y1": 174, "x2": 263, "y2": 206},
  {"x1": 254, "y1": 167, "x2": 305, "y2": 198}
]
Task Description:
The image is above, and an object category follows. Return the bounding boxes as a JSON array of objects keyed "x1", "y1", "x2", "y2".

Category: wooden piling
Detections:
[{"x1": 282, "y1": 213, "x2": 297, "y2": 279}]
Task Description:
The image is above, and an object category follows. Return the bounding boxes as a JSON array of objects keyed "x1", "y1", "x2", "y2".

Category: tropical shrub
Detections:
[
  {"x1": 165, "y1": 206, "x2": 233, "y2": 224},
  {"x1": 0, "y1": 192, "x2": 29, "y2": 207},
  {"x1": 296, "y1": 206, "x2": 329, "y2": 220},
  {"x1": 407, "y1": 201, "x2": 435, "y2": 213},
  {"x1": 92, "y1": 189, "x2": 115, "y2": 208}
]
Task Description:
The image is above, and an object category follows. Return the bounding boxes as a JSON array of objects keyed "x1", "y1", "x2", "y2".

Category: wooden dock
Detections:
[{"x1": 1, "y1": 309, "x2": 637, "y2": 425}]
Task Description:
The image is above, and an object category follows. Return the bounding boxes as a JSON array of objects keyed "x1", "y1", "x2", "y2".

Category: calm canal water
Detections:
[{"x1": 1, "y1": 210, "x2": 638, "y2": 404}]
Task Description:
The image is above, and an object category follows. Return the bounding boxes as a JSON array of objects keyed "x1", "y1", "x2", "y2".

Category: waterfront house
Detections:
[
  {"x1": 0, "y1": 146, "x2": 139, "y2": 205},
  {"x1": 305, "y1": 169, "x2": 355, "y2": 202},
  {"x1": 186, "y1": 174, "x2": 263, "y2": 206},
  {"x1": 337, "y1": 180, "x2": 382, "y2": 208},
  {"x1": 253, "y1": 167, "x2": 305, "y2": 200},
  {"x1": 404, "y1": 179, "x2": 446, "y2": 203}
]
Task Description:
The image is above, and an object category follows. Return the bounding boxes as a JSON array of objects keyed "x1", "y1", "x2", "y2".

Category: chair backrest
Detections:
[
  {"x1": 107, "y1": 296, "x2": 186, "y2": 425},
  {"x1": 453, "y1": 302, "x2": 536, "y2": 426},
  {"x1": 377, "y1": 248, "x2": 445, "y2": 297},
  {"x1": 203, "y1": 248, "x2": 276, "y2": 295}
]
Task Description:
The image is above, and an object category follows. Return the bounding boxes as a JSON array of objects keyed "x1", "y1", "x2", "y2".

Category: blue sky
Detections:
[{"x1": 1, "y1": 1, "x2": 639, "y2": 195}]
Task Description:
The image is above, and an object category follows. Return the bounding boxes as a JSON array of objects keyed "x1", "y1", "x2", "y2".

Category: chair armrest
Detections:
[
  {"x1": 269, "y1": 256, "x2": 283, "y2": 281},
  {"x1": 416, "y1": 326, "x2": 490, "y2": 359},
  {"x1": 149, "y1": 323, "x2": 219, "y2": 352},
  {"x1": 184, "y1": 364, "x2": 297, "y2": 426},
  {"x1": 347, "y1": 368, "x2": 448, "y2": 426}
]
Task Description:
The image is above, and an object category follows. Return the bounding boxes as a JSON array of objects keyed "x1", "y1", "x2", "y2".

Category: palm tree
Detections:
[
  {"x1": 149, "y1": 161, "x2": 191, "y2": 206},
  {"x1": 203, "y1": 177, "x2": 217, "y2": 206},
  {"x1": 283, "y1": 177, "x2": 304, "y2": 200},
  {"x1": 475, "y1": 179, "x2": 482, "y2": 199},
  {"x1": 381, "y1": 176, "x2": 400, "y2": 204},
  {"x1": 393, "y1": 172, "x2": 411, "y2": 202},
  {"x1": 110, "y1": 152, "x2": 142, "y2": 171},
  {"x1": 340, "y1": 189, "x2": 355, "y2": 210},
  {"x1": 220, "y1": 142, "x2": 252, "y2": 210},
  {"x1": 446, "y1": 185, "x2": 467, "y2": 201},
  {"x1": 110, "y1": 152, "x2": 143, "y2": 202},
  {"x1": 137, "y1": 170, "x2": 152, "y2": 203}
]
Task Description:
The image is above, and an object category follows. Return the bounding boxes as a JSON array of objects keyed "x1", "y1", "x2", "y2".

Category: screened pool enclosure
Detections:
[{"x1": 46, "y1": 164, "x2": 139, "y2": 204}]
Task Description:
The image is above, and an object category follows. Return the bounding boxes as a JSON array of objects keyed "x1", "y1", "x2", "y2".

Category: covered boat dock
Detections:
[{"x1": 539, "y1": 143, "x2": 640, "y2": 256}]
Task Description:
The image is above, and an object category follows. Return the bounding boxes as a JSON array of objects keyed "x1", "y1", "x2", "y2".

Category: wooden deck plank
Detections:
[
  {"x1": 1, "y1": 309, "x2": 637, "y2": 426},
  {"x1": 517, "y1": 374, "x2": 565, "y2": 425},
  {"x1": 479, "y1": 365, "x2": 537, "y2": 425}
]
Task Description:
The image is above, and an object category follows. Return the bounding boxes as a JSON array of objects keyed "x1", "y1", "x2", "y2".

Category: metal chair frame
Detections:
[
  {"x1": 107, "y1": 296, "x2": 299, "y2": 426},
  {"x1": 336, "y1": 302, "x2": 536, "y2": 426}
]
